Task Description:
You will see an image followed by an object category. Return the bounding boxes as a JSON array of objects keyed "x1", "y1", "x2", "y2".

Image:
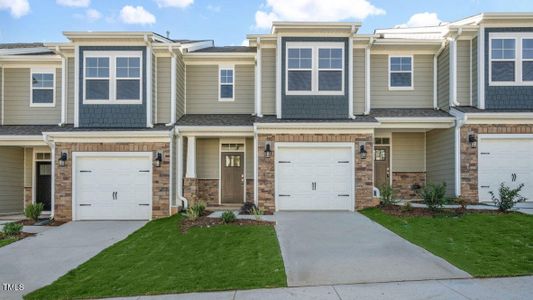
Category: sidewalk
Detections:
[{"x1": 112, "y1": 276, "x2": 533, "y2": 300}]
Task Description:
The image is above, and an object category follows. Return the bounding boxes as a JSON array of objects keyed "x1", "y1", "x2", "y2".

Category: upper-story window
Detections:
[
  {"x1": 30, "y1": 68, "x2": 55, "y2": 107},
  {"x1": 286, "y1": 42, "x2": 344, "y2": 95},
  {"x1": 389, "y1": 56, "x2": 413, "y2": 90},
  {"x1": 489, "y1": 33, "x2": 533, "y2": 86},
  {"x1": 84, "y1": 51, "x2": 142, "y2": 104},
  {"x1": 219, "y1": 66, "x2": 234, "y2": 101}
]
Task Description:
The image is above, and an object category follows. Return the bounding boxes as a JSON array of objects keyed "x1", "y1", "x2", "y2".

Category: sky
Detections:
[{"x1": 1, "y1": 0, "x2": 533, "y2": 46}]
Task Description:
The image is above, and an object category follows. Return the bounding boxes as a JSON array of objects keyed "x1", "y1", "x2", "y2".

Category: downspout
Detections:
[
  {"x1": 364, "y1": 37, "x2": 374, "y2": 115},
  {"x1": 175, "y1": 130, "x2": 188, "y2": 209},
  {"x1": 449, "y1": 28, "x2": 463, "y2": 107},
  {"x1": 434, "y1": 41, "x2": 447, "y2": 110},
  {"x1": 253, "y1": 124, "x2": 259, "y2": 206},
  {"x1": 145, "y1": 34, "x2": 153, "y2": 128},
  {"x1": 43, "y1": 133, "x2": 56, "y2": 218},
  {"x1": 255, "y1": 37, "x2": 263, "y2": 117},
  {"x1": 452, "y1": 110, "x2": 467, "y2": 197},
  {"x1": 55, "y1": 46, "x2": 67, "y2": 126},
  {"x1": 166, "y1": 45, "x2": 177, "y2": 126},
  {"x1": 168, "y1": 127, "x2": 174, "y2": 215},
  {"x1": 348, "y1": 25, "x2": 355, "y2": 119}
]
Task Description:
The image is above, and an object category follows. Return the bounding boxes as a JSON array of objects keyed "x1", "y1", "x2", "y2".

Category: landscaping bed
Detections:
[
  {"x1": 381, "y1": 204, "x2": 499, "y2": 217},
  {"x1": 180, "y1": 214, "x2": 274, "y2": 233},
  {"x1": 17, "y1": 219, "x2": 66, "y2": 227},
  {"x1": 0, "y1": 231, "x2": 35, "y2": 248}
]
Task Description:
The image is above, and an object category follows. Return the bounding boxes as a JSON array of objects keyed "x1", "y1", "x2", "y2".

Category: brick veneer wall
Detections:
[
  {"x1": 197, "y1": 179, "x2": 218, "y2": 206},
  {"x1": 183, "y1": 177, "x2": 198, "y2": 204},
  {"x1": 392, "y1": 172, "x2": 426, "y2": 200},
  {"x1": 257, "y1": 133, "x2": 376, "y2": 212},
  {"x1": 24, "y1": 187, "x2": 32, "y2": 208},
  {"x1": 460, "y1": 124, "x2": 533, "y2": 202},
  {"x1": 246, "y1": 179, "x2": 254, "y2": 203},
  {"x1": 54, "y1": 142, "x2": 170, "y2": 221}
]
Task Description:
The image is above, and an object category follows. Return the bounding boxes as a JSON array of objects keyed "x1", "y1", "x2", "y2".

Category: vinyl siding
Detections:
[
  {"x1": 0, "y1": 147, "x2": 24, "y2": 214},
  {"x1": 457, "y1": 40, "x2": 471, "y2": 106},
  {"x1": 186, "y1": 65, "x2": 254, "y2": 114},
  {"x1": 261, "y1": 48, "x2": 276, "y2": 115},
  {"x1": 196, "y1": 138, "x2": 219, "y2": 179},
  {"x1": 0, "y1": 67, "x2": 3, "y2": 124},
  {"x1": 156, "y1": 57, "x2": 171, "y2": 124},
  {"x1": 176, "y1": 51, "x2": 185, "y2": 119},
  {"x1": 437, "y1": 45, "x2": 450, "y2": 110},
  {"x1": 471, "y1": 36, "x2": 478, "y2": 107},
  {"x1": 392, "y1": 132, "x2": 426, "y2": 172},
  {"x1": 370, "y1": 54, "x2": 434, "y2": 108},
  {"x1": 4, "y1": 68, "x2": 62, "y2": 125},
  {"x1": 353, "y1": 48, "x2": 366, "y2": 114},
  {"x1": 426, "y1": 128, "x2": 455, "y2": 196},
  {"x1": 246, "y1": 138, "x2": 254, "y2": 179},
  {"x1": 67, "y1": 58, "x2": 75, "y2": 124}
]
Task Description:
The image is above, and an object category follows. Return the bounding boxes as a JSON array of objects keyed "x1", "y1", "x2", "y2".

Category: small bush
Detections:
[
  {"x1": 3, "y1": 222, "x2": 23, "y2": 236},
  {"x1": 454, "y1": 196, "x2": 468, "y2": 210},
  {"x1": 250, "y1": 206, "x2": 264, "y2": 220},
  {"x1": 418, "y1": 182, "x2": 447, "y2": 211},
  {"x1": 401, "y1": 201, "x2": 413, "y2": 212},
  {"x1": 489, "y1": 182, "x2": 526, "y2": 212},
  {"x1": 24, "y1": 203, "x2": 44, "y2": 222},
  {"x1": 191, "y1": 201, "x2": 206, "y2": 216},
  {"x1": 221, "y1": 211, "x2": 236, "y2": 223},
  {"x1": 185, "y1": 207, "x2": 200, "y2": 221},
  {"x1": 379, "y1": 184, "x2": 396, "y2": 206},
  {"x1": 239, "y1": 202, "x2": 256, "y2": 215}
]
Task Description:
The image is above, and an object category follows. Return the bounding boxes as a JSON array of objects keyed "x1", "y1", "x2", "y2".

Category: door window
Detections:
[
  {"x1": 374, "y1": 149, "x2": 387, "y2": 161},
  {"x1": 39, "y1": 164, "x2": 52, "y2": 176},
  {"x1": 225, "y1": 155, "x2": 241, "y2": 167}
]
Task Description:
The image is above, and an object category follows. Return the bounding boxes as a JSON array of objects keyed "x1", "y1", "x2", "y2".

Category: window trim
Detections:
[
  {"x1": 30, "y1": 67, "x2": 56, "y2": 108},
  {"x1": 285, "y1": 42, "x2": 345, "y2": 96},
  {"x1": 218, "y1": 65, "x2": 235, "y2": 102},
  {"x1": 83, "y1": 51, "x2": 143, "y2": 105},
  {"x1": 388, "y1": 55, "x2": 414, "y2": 90},
  {"x1": 488, "y1": 32, "x2": 533, "y2": 86}
]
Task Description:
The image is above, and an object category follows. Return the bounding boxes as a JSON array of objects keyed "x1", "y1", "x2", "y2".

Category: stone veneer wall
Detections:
[
  {"x1": 460, "y1": 124, "x2": 533, "y2": 202},
  {"x1": 24, "y1": 187, "x2": 32, "y2": 208},
  {"x1": 197, "y1": 179, "x2": 218, "y2": 206},
  {"x1": 54, "y1": 142, "x2": 170, "y2": 221},
  {"x1": 257, "y1": 134, "x2": 376, "y2": 212},
  {"x1": 246, "y1": 179, "x2": 254, "y2": 203},
  {"x1": 392, "y1": 172, "x2": 426, "y2": 200}
]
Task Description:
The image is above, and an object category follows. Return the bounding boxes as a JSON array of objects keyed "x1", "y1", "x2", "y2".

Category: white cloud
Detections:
[
  {"x1": 207, "y1": 4, "x2": 221, "y2": 13},
  {"x1": 119, "y1": 5, "x2": 156, "y2": 25},
  {"x1": 56, "y1": 0, "x2": 90, "y2": 8},
  {"x1": 155, "y1": 0, "x2": 193, "y2": 9},
  {"x1": 241, "y1": 39, "x2": 249, "y2": 46},
  {"x1": 85, "y1": 8, "x2": 101, "y2": 21},
  {"x1": 0, "y1": 0, "x2": 30, "y2": 18},
  {"x1": 396, "y1": 12, "x2": 442, "y2": 28},
  {"x1": 254, "y1": 0, "x2": 385, "y2": 29}
]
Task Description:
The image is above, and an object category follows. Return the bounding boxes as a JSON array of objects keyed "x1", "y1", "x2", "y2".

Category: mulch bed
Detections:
[
  {"x1": 16, "y1": 219, "x2": 66, "y2": 226},
  {"x1": 180, "y1": 215, "x2": 274, "y2": 233},
  {"x1": 0, "y1": 231, "x2": 35, "y2": 243},
  {"x1": 380, "y1": 205, "x2": 503, "y2": 217}
]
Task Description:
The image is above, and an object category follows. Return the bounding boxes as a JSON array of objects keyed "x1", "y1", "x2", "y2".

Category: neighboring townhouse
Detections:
[{"x1": 1, "y1": 12, "x2": 532, "y2": 221}]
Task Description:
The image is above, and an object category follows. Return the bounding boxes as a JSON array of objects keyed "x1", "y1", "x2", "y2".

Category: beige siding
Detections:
[
  {"x1": 196, "y1": 138, "x2": 219, "y2": 179},
  {"x1": 186, "y1": 65, "x2": 254, "y2": 114},
  {"x1": 426, "y1": 128, "x2": 455, "y2": 196},
  {"x1": 176, "y1": 51, "x2": 185, "y2": 119},
  {"x1": 353, "y1": 48, "x2": 366, "y2": 114},
  {"x1": 392, "y1": 132, "x2": 426, "y2": 172},
  {"x1": 0, "y1": 147, "x2": 24, "y2": 214},
  {"x1": 370, "y1": 54, "x2": 434, "y2": 108},
  {"x1": 246, "y1": 138, "x2": 254, "y2": 179},
  {"x1": 4, "y1": 68, "x2": 61, "y2": 125},
  {"x1": 261, "y1": 48, "x2": 276, "y2": 115},
  {"x1": 67, "y1": 58, "x2": 75, "y2": 124},
  {"x1": 156, "y1": 57, "x2": 171, "y2": 124},
  {"x1": 0, "y1": 67, "x2": 3, "y2": 124},
  {"x1": 472, "y1": 37, "x2": 478, "y2": 107},
  {"x1": 437, "y1": 45, "x2": 450, "y2": 110},
  {"x1": 457, "y1": 40, "x2": 471, "y2": 106},
  {"x1": 24, "y1": 148, "x2": 33, "y2": 187}
]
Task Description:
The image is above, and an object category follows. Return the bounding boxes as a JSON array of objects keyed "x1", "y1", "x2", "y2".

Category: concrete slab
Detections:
[
  {"x1": 138, "y1": 291, "x2": 236, "y2": 300},
  {"x1": 22, "y1": 225, "x2": 53, "y2": 234},
  {"x1": 275, "y1": 212, "x2": 470, "y2": 287},
  {"x1": 335, "y1": 280, "x2": 463, "y2": 300},
  {"x1": 440, "y1": 276, "x2": 533, "y2": 300},
  {"x1": 0, "y1": 221, "x2": 146, "y2": 300},
  {"x1": 236, "y1": 286, "x2": 339, "y2": 300}
]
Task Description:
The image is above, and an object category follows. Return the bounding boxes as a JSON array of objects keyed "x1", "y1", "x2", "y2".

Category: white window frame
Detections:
[
  {"x1": 488, "y1": 32, "x2": 533, "y2": 86},
  {"x1": 285, "y1": 42, "x2": 345, "y2": 96},
  {"x1": 30, "y1": 67, "x2": 56, "y2": 108},
  {"x1": 388, "y1": 55, "x2": 414, "y2": 90},
  {"x1": 218, "y1": 65, "x2": 235, "y2": 102},
  {"x1": 83, "y1": 51, "x2": 143, "y2": 104}
]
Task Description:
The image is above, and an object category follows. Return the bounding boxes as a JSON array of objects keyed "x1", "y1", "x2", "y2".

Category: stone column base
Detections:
[
  {"x1": 24, "y1": 187, "x2": 32, "y2": 208},
  {"x1": 183, "y1": 177, "x2": 199, "y2": 205}
]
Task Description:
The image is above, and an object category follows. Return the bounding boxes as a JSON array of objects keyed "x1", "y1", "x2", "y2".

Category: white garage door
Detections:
[
  {"x1": 478, "y1": 137, "x2": 533, "y2": 202},
  {"x1": 74, "y1": 153, "x2": 152, "y2": 220},
  {"x1": 276, "y1": 144, "x2": 354, "y2": 211}
]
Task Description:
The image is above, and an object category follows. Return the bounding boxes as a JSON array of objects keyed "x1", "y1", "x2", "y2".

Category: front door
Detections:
[
  {"x1": 374, "y1": 146, "x2": 390, "y2": 189},
  {"x1": 221, "y1": 152, "x2": 244, "y2": 204},
  {"x1": 36, "y1": 161, "x2": 52, "y2": 211}
]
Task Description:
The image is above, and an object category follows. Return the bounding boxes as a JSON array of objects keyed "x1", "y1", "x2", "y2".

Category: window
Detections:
[
  {"x1": 374, "y1": 149, "x2": 387, "y2": 161},
  {"x1": 30, "y1": 69, "x2": 55, "y2": 107},
  {"x1": 490, "y1": 38, "x2": 515, "y2": 82},
  {"x1": 522, "y1": 39, "x2": 533, "y2": 81},
  {"x1": 286, "y1": 42, "x2": 344, "y2": 95},
  {"x1": 389, "y1": 56, "x2": 413, "y2": 89},
  {"x1": 225, "y1": 155, "x2": 241, "y2": 167},
  {"x1": 374, "y1": 137, "x2": 390, "y2": 145},
  {"x1": 219, "y1": 67, "x2": 234, "y2": 101},
  {"x1": 83, "y1": 51, "x2": 142, "y2": 104},
  {"x1": 489, "y1": 33, "x2": 533, "y2": 86}
]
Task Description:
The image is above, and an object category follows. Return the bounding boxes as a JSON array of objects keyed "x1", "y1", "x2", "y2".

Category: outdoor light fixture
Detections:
[
  {"x1": 359, "y1": 143, "x2": 367, "y2": 159},
  {"x1": 154, "y1": 151, "x2": 163, "y2": 167},
  {"x1": 264, "y1": 142, "x2": 272, "y2": 158},
  {"x1": 58, "y1": 151, "x2": 68, "y2": 167},
  {"x1": 468, "y1": 133, "x2": 477, "y2": 148}
]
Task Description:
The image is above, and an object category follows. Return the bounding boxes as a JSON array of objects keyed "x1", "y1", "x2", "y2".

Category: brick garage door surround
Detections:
[
  {"x1": 460, "y1": 124, "x2": 533, "y2": 202},
  {"x1": 54, "y1": 142, "x2": 171, "y2": 221},
  {"x1": 257, "y1": 134, "x2": 377, "y2": 212}
]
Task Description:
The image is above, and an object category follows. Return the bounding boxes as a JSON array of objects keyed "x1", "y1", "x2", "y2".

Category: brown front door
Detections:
[
  {"x1": 221, "y1": 152, "x2": 244, "y2": 204},
  {"x1": 374, "y1": 146, "x2": 390, "y2": 188}
]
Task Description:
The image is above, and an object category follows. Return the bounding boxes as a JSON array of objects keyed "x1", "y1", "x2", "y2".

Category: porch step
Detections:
[{"x1": 206, "y1": 204, "x2": 242, "y2": 212}]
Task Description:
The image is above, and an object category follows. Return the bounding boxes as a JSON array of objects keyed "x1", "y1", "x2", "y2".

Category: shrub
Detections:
[
  {"x1": 250, "y1": 206, "x2": 264, "y2": 220},
  {"x1": 185, "y1": 207, "x2": 200, "y2": 221},
  {"x1": 401, "y1": 201, "x2": 413, "y2": 212},
  {"x1": 379, "y1": 184, "x2": 396, "y2": 206},
  {"x1": 24, "y1": 203, "x2": 44, "y2": 222},
  {"x1": 454, "y1": 196, "x2": 468, "y2": 210},
  {"x1": 187, "y1": 201, "x2": 206, "y2": 219},
  {"x1": 3, "y1": 222, "x2": 23, "y2": 236},
  {"x1": 239, "y1": 202, "x2": 256, "y2": 215},
  {"x1": 418, "y1": 182, "x2": 447, "y2": 211},
  {"x1": 489, "y1": 182, "x2": 526, "y2": 212},
  {"x1": 221, "y1": 211, "x2": 236, "y2": 223}
]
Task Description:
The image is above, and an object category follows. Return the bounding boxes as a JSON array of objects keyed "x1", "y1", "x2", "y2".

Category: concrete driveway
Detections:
[
  {"x1": 275, "y1": 212, "x2": 470, "y2": 286},
  {"x1": 0, "y1": 221, "x2": 146, "y2": 300}
]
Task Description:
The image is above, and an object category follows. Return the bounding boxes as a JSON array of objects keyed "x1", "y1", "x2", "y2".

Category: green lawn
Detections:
[
  {"x1": 361, "y1": 208, "x2": 533, "y2": 277},
  {"x1": 0, "y1": 236, "x2": 18, "y2": 248},
  {"x1": 25, "y1": 215, "x2": 286, "y2": 300}
]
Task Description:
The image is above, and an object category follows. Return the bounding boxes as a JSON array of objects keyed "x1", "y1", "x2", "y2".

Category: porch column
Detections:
[{"x1": 186, "y1": 136, "x2": 196, "y2": 178}]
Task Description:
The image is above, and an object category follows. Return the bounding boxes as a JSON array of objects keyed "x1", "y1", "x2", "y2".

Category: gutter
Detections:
[
  {"x1": 174, "y1": 129, "x2": 188, "y2": 210},
  {"x1": 449, "y1": 108, "x2": 466, "y2": 197},
  {"x1": 166, "y1": 45, "x2": 178, "y2": 126},
  {"x1": 55, "y1": 46, "x2": 67, "y2": 126},
  {"x1": 145, "y1": 34, "x2": 153, "y2": 128},
  {"x1": 364, "y1": 37, "x2": 374, "y2": 115}
]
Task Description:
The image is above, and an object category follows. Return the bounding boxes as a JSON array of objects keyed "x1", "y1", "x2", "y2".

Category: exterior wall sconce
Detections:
[
  {"x1": 359, "y1": 143, "x2": 367, "y2": 159},
  {"x1": 468, "y1": 133, "x2": 477, "y2": 148},
  {"x1": 264, "y1": 142, "x2": 272, "y2": 158},
  {"x1": 154, "y1": 151, "x2": 163, "y2": 167},
  {"x1": 58, "y1": 151, "x2": 68, "y2": 167}
]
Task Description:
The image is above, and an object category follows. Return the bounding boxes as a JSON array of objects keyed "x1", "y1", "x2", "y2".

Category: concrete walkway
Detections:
[
  {"x1": 0, "y1": 221, "x2": 146, "y2": 300},
  {"x1": 111, "y1": 276, "x2": 533, "y2": 300},
  {"x1": 275, "y1": 212, "x2": 470, "y2": 286}
]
